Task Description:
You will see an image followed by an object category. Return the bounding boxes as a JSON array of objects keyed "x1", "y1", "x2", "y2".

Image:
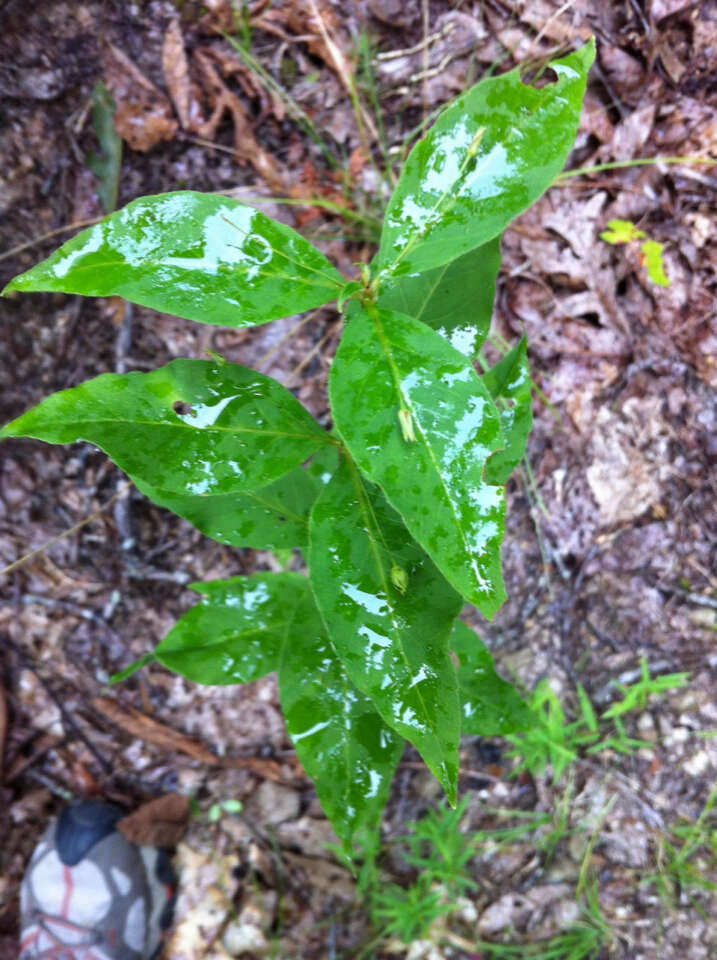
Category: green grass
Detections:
[{"x1": 643, "y1": 782, "x2": 717, "y2": 917}]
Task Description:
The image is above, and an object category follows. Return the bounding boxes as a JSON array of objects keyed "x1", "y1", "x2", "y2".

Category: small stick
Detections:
[
  {"x1": 0, "y1": 217, "x2": 103, "y2": 263},
  {"x1": 0, "y1": 483, "x2": 131, "y2": 579}
]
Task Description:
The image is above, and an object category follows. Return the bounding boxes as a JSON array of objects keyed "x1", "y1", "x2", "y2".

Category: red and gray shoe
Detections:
[{"x1": 20, "y1": 800, "x2": 176, "y2": 960}]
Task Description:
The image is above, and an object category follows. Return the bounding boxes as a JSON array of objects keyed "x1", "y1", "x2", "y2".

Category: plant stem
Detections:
[
  {"x1": 557, "y1": 155, "x2": 716, "y2": 180},
  {"x1": 0, "y1": 482, "x2": 132, "y2": 578}
]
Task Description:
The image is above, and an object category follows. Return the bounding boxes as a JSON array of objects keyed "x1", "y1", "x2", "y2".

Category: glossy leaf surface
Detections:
[
  {"x1": 279, "y1": 586, "x2": 404, "y2": 844},
  {"x1": 4, "y1": 192, "x2": 344, "y2": 328},
  {"x1": 450, "y1": 621, "x2": 532, "y2": 735},
  {"x1": 309, "y1": 457, "x2": 462, "y2": 800},
  {"x1": 482, "y1": 337, "x2": 533, "y2": 484},
  {"x1": 0, "y1": 359, "x2": 328, "y2": 496},
  {"x1": 154, "y1": 574, "x2": 305, "y2": 684},
  {"x1": 376, "y1": 42, "x2": 594, "y2": 278},
  {"x1": 378, "y1": 237, "x2": 500, "y2": 358},
  {"x1": 330, "y1": 303, "x2": 506, "y2": 617},
  {"x1": 134, "y1": 465, "x2": 319, "y2": 550}
]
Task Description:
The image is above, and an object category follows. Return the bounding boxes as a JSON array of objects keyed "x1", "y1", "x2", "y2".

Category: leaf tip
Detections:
[{"x1": 2, "y1": 277, "x2": 22, "y2": 296}]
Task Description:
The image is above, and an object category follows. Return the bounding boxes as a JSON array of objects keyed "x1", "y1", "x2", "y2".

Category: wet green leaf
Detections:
[
  {"x1": 450, "y1": 621, "x2": 532, "y2": 735},
  {"x1": 305, "y1": 443, "x2": 341, "y2": 487},
  {"x1": 330, "y1": 303, "x2": 506, "y2": 618},
  {"x1": 279, "y1": 586, "x2": 404, "y2": 845},
  {"x1": 86, "y1": 81, "x2": 122, "y2": 213},
  {"x1": 309, "y1": 457, "x2": 462, "y2": 801},
  {"x1": 378, "y1": 237, "x2": 500, "y2": 359},
  {"x1": 154, "y1": 573, "x2": 306, "y2": 684},
  {"x1": 376, "y1": 42, "x2": 595, "y2": 278},
  {"x1": 0, "y1": 359, "x2": 329, "y2": 496},
  {"x1": 481, "y1": 337, "x2": 532, "y2": 484},
  {"x1": 134, "y1": 465, "x2": 319, "y2": 550},
  {"x1": 3, "y1": 192, "x2": 343, "y2": 328}
]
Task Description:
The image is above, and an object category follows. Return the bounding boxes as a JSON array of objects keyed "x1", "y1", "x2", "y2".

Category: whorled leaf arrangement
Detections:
[{"x1": 1, "y1": 42, "x2": 594, "y2": 846}]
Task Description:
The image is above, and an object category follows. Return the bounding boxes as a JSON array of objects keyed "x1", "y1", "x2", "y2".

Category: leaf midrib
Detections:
[
  {"x1": 160, "y1": 619, "x2": 292, "y2": 653},
  {"x1": 369, "y1": 310, "x2": 480, "y2": 594},
  {"x1": 381, "y1": 68, "x2": 579, "y2": 275},
  {"x1": 13, "y1": 257, "x2": 341, "y2": 294},
  {"x1": 141, "y1": 482, "x2": 310, "y2": 527},
  {"x1": 4, "y1": 417, "x2": 328, "y2": 443},
  {"x1": 347, "y1": 458, "x2": 452, "y2": 784}
]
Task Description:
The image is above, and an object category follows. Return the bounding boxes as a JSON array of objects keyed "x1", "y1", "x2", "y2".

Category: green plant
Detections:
[
  {"x1": 337, "y1": 804, "x2": 614, "y2": 959},
  {"x1": 600, "y1": 218, "x2": 669, "y2": 287},
  {"x1": 334, "y1": 798, "x2": 479, "y2": 950},
  {"x1": 85, "y1": 81, "x2": 122, "y2": 214},
  {"x1": 473, "y1": 880, "x2": 614, "y2": 959},
  {"x1": 508, "y1": 661, "x2": 690, "y2": 783},
  {"x1": 643, "y1": 782, "x2": 717, "y2": 915},
  {"x1": 1, "y1": 42, "x2": 595, "y2": 846},
  {"x1": 207, "y1": 797, "x2": 243, "y2": 823}
]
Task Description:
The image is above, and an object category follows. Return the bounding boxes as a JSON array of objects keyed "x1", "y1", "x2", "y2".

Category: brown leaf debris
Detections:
[
  {"x1": 117, "y1": 793, "x2": 190, "y2": 848},
  {"x1": 103, "y1": 41, "x2": 178, "y2": 152},
  {"x1": 161, "y1": 18, "x2": 205, "y2": 132},
  {"x1": 92, "y1": 696, "x2": 220, "y2": 766},
  {"x1": 194, "y1": 50, "x2": 284, "y2": 191}
]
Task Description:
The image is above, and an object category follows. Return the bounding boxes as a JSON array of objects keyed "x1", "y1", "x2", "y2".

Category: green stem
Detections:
[{"x1": 557, "y1": 155, "x2": 716, "y2": 180}]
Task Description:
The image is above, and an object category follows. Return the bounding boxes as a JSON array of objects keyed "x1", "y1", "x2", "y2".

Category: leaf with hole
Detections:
[
  {"x1": 3, "y1": 192, "x2": 344, "y2": 327},
  {"x1": 0, "y1": 359, "x2": 329, "y2": 496},
  {"x1": 376, "y1": 42, "x2": 595, "y2": 278}
]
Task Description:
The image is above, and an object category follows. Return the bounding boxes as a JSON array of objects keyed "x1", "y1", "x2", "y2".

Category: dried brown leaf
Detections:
[
  {"x1": 200, "y1": 0, "x2": 236, "y2": 35},
  {"x1": 649, "y1": 0, "x2": 694, "y2": 20},
  {"x1": 117, "y1": 793, "x2": 190, "y2": 848},
  {"x1": 194, "y1": 50, "x2": 283, "y2": 191},
  {"x1": 598, "y1": 45, "x2": 645, "y2": 97},
  {"x1": 658, "y1": 41, "x2": 687, "y2": 84},
  {"x1": 162, "y1": 19, "x2": 204, "y2": 131},
  {"x1": 205, "y1": 47, "x2": 285, "y2": 121},
  {"x1": 578, "y1": 90, "x2": 615, "y2": 145},
  {"x1": 103, "y1": 41, "x2": 178, "y2": 152},
  {"x1": 92, "y1": 696, "x2": 219, "y2": 765}
]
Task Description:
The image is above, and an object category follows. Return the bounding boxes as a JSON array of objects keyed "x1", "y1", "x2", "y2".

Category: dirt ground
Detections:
[{"x1": 0, "y1": 1, "x2": 715, "y2": 958}]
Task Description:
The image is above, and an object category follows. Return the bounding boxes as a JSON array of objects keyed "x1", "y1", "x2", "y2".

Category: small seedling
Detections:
[
  {"x1": 643, "y1": 783, "x2": 717, "y2": 915},
  {"x1": 508, "y1": 662, "x2": 690, "y2": 783},
  {"x1": 600, "y1": 218, "x2": 669, "y2": 287},
  {"x1": 473, "y1": 880, "x2": 613, "y2": 958},
  {"x1": 207, "y1": 798, "x2": 243, "y2": 824},
  {"x1": 1, "y1": 42, "x2": 595, "y2": 846},
  {"x1": 337, "y1": 799, "x2": 479, "y2": 948}
]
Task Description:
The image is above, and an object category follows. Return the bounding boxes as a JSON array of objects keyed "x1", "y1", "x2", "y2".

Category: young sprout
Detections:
[
  {"x1": 466, "y1": 126, "x2": 487, "y2": 159},
  {"x1": 391, "y1": 563, "x2": 409, "y2": 594},
  {"x1": 398, "y1": 407, "x2": 416, "y2": 443}
]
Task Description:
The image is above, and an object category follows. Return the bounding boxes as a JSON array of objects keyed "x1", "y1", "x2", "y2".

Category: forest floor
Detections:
[{"x1": 0, "y1": 1, "x2": 716, "y2": 958}]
